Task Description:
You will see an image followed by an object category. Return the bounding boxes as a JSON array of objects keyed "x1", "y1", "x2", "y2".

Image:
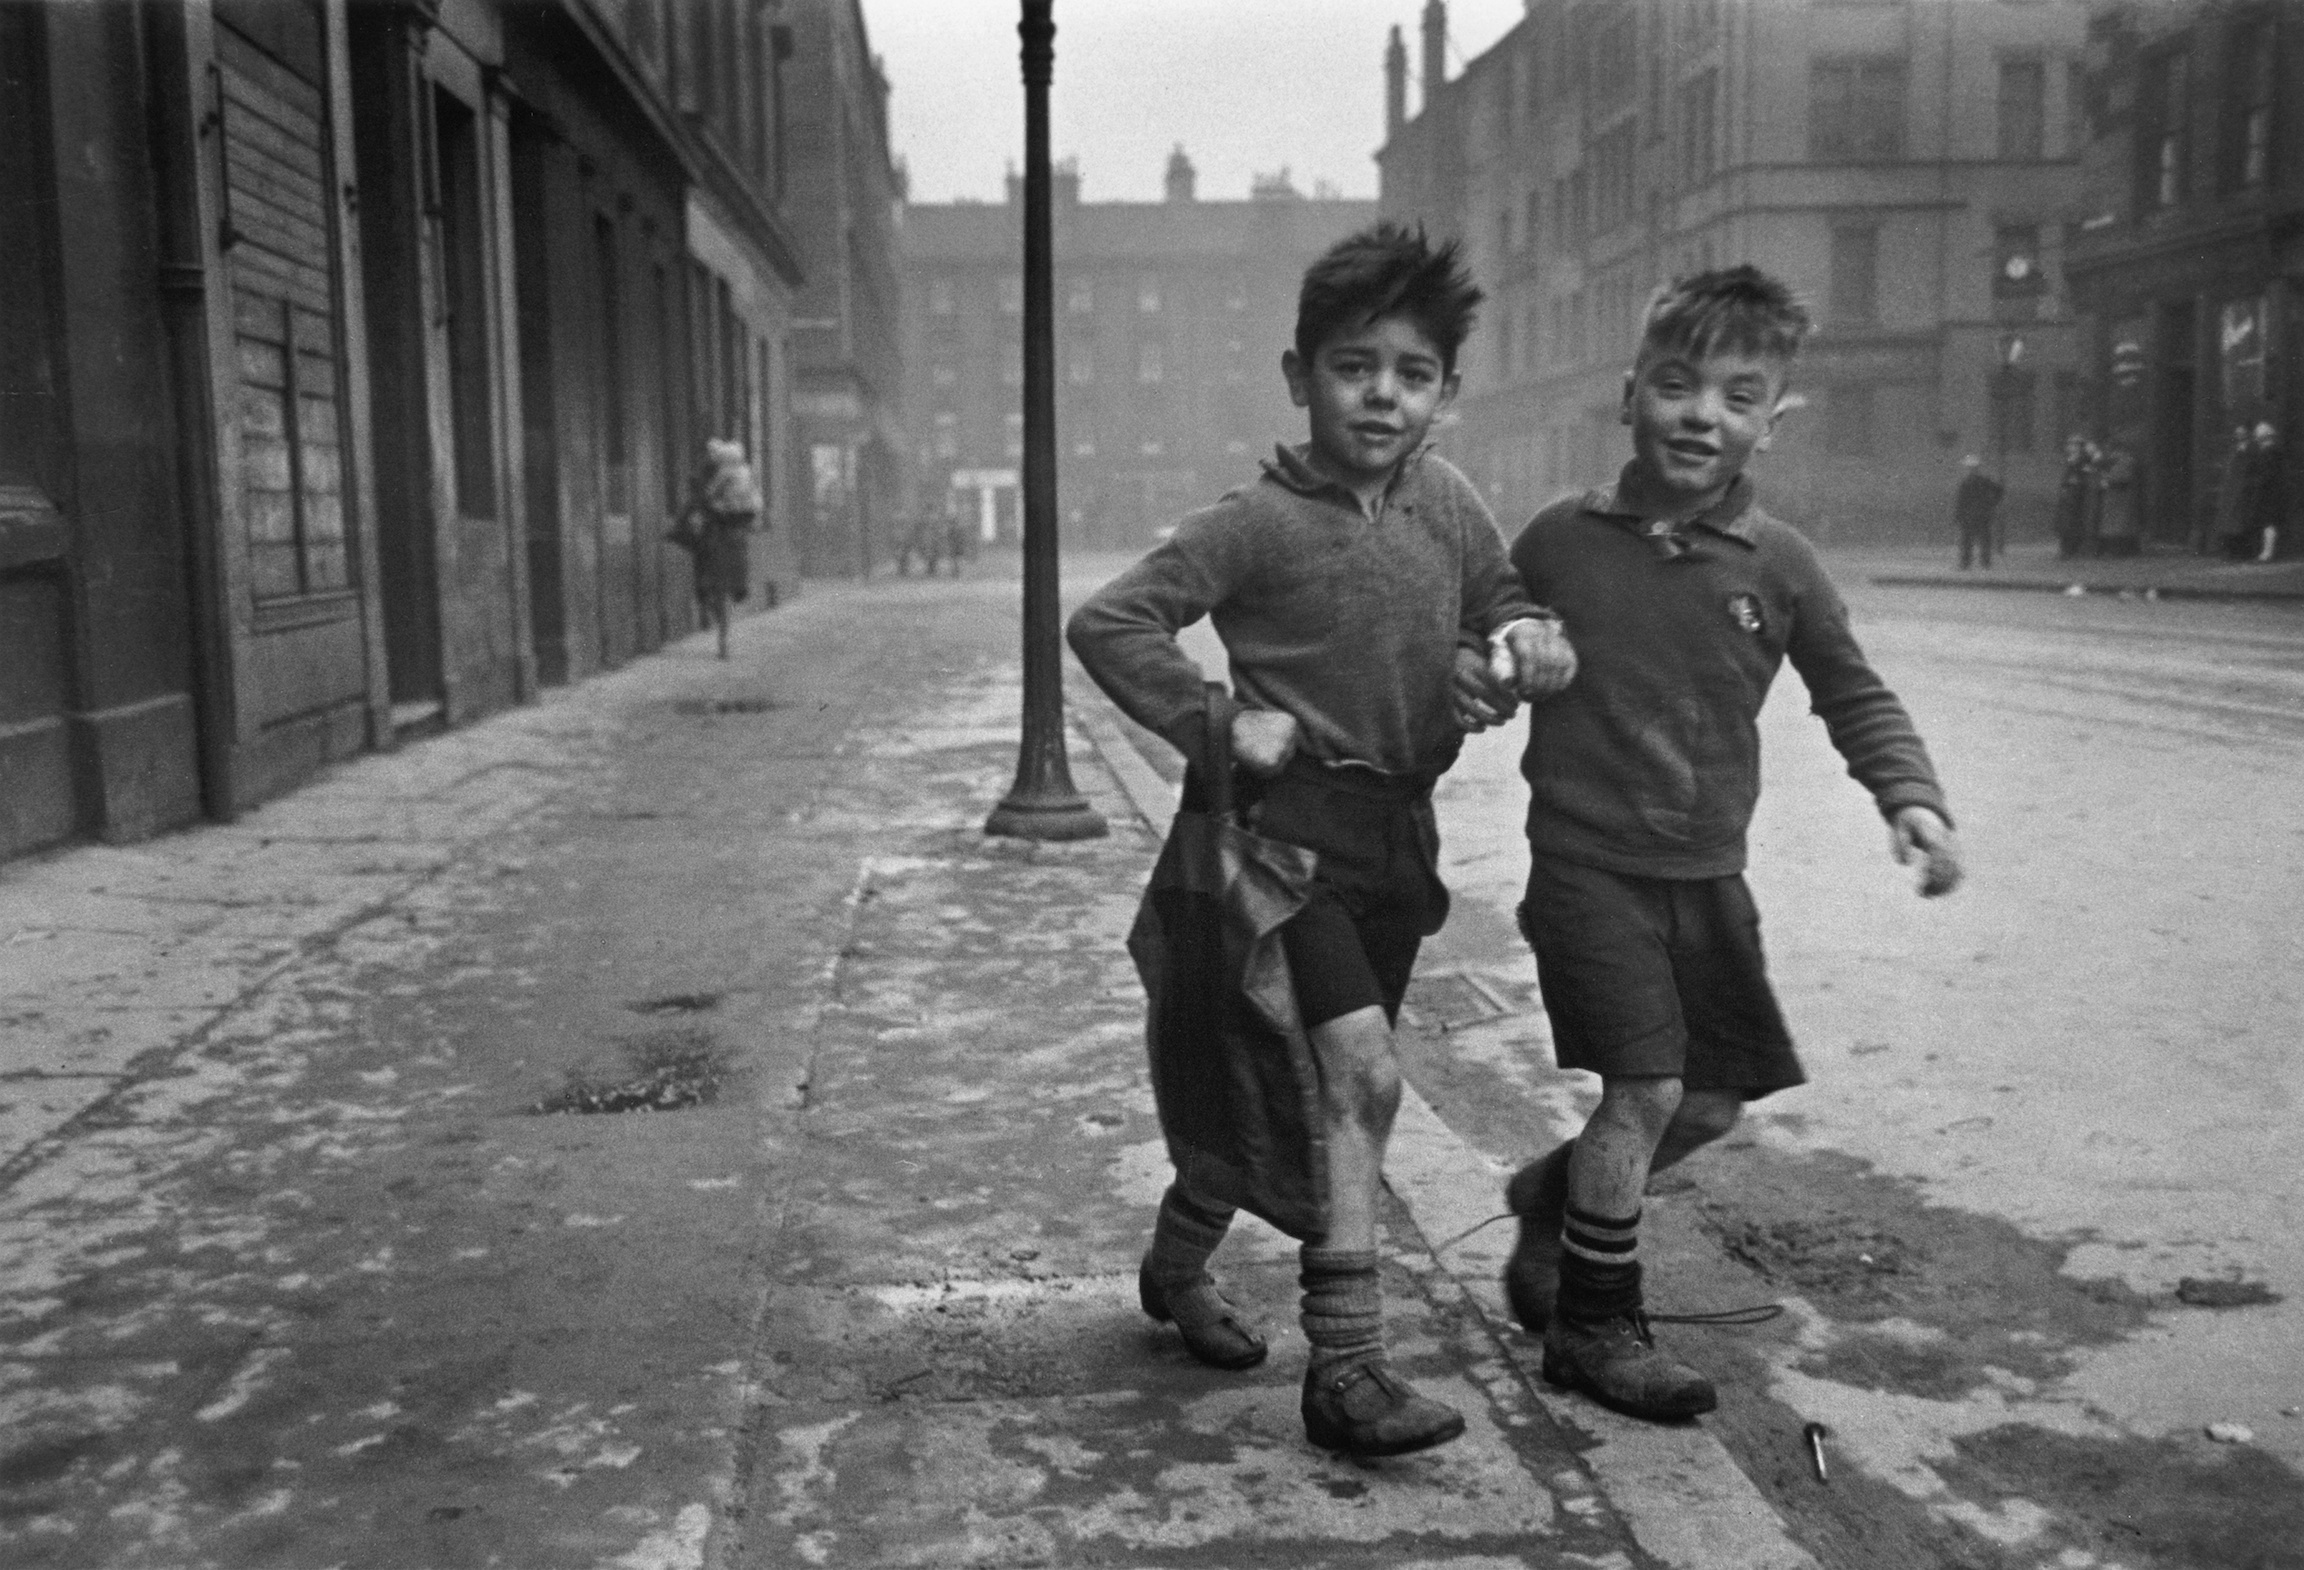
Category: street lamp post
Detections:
[{"x1": 986, "y1": 0, "x2": 1106, "y2": 841}]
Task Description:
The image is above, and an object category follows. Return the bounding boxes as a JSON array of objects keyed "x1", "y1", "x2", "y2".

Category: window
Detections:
[
  {"x1": 998, "y1": 273, "x2": 1022, "y2": 314},
  {"x1": 2224, "y1": 22, "x2": 2274, "y2": 192},
  {"x1": 435, "y1": 89, "x2": 497, "y2": 517},
  {"x1": 594, "y1": 216, "x2": 630, "y2": 514},
  {"x1": 1992, "y1": 223, "x2": 2045, "y2": 301},
  {"x1": 2138, "y1": 48, "x2": 2189, "y2": 210},
  {"x1": 1068, "y1": 342, "x2": 1093, "y2": 384},
  {"x1": 1823, "y1": 385, "x2": 1875, "y2": 456},
  {"x1": 1137, "y1": 274, "x2": 1161, "y2": 313},
  {"x1": 1003, "y1": 410, "x2": 1022, "y2": 458},
  {"x1": 931, "y1": 364, "x2": 956, "y2": 388},
  {"x1": 1067, "y1": 278, "x2": 1094, "y2": 314},
  {"x1": 1997, "y1": 59, "x2": 2045, "y2": 160},
  {"x1": 1810, "y1": 58, "x2": 1907, "y2": 160},
  {"x1": 928, "y1": 276, "x2": 956, "y2": 315},
  {"x1": 1137, "y1": 340, "x2": 1163, "y2": 383},
  {"x1": 1828, "y1": 226, "x2": 1878, "y2": 324},
  {"x1": 1681, "y1": 69, "x2": 1719, "y2": 185},
  {"x1": 932, "y1": 410, "x2": 957, "y2": 459}
]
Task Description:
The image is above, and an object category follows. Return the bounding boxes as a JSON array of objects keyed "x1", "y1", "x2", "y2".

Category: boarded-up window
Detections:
[{"x1": 218, "y1": 25, "x2": 348, "y2": 598}]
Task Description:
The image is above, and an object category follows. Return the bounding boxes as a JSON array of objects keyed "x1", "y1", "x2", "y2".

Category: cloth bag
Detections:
[{"x1": 1126, "y1": 688, "x2": 1330, "y2": 1240}]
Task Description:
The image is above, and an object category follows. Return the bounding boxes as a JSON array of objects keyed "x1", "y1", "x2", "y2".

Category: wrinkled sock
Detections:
[
  {"x1": 1299, "y1": 1246, "x2": 1384, "y2": 1372},
  {"x1": 1145, "y1": 1184, "x2": 1235, "y2": 1299},
  {"x1": 1555, "y1": 1204, "x2": 1643, "y2": 1324}
]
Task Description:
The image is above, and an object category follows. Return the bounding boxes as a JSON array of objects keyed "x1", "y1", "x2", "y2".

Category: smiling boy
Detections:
[
  {"x1": 1069, "y1": 223, "x2": 1575, "y2": 1456},
  {"x1": 1492, "y1": 266, "x2": 1962, "y2": 1421}
]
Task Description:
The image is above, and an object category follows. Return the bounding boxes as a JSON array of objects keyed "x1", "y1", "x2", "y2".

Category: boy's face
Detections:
[
  {"x1": 1282, "y1": 314, "x2": 1458, "y2": 487},
  {"x1": 1620, "y1": 346, "x2": 1787, "y2": 509}
]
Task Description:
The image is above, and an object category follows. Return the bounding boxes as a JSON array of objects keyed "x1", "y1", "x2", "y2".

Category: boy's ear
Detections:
[
  {"x1": 1438, "y1": 366, "x2": 1462, "y2": 409},
  {"x1": 1618, "y1": 369, "x2": 1637, "y2": 426},
  {"x1": 1759, "y1": 389, "x2": 1804, "y2": 453},
  {"x1": 1281, "y1": 348, "x2": 1311, "y2": 408}
]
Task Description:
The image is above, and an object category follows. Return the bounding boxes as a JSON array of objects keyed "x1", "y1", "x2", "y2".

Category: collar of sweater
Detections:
[
  {"x1": 1261, "y1": 441, "x2": 1432, "y2": 516},
  {"x1": 1586, "y1": 464, "x2": 1760, "y2": 547}
]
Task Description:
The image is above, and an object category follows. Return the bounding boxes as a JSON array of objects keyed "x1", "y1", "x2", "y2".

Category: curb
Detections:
[
  {"x1": 1066, "y1": 678, "x2": 1819, "y2": 1570},
  {"x1": 1870, "y1": 572, "x2": 2304, "y2": 604}
]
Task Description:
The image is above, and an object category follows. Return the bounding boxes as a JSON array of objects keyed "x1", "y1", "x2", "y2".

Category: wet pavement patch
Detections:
[
  {"x1": 627, "y1": 991, "x2": 722, "y2": 1016},
  {"x1": 1694, "y1": 1145, "x2": 2156, "y2": 1399},
  {"x1": 673, "y1": 696, "x2": 781, "y2": 715},
  {"x1": 530, "y1": 1026, "x2": 726, "y2": 1115},
  {"x1": 2175, "y1": 1275, "x2": 2282, "y2": 1310},
  {"x1": 1936, "y1": 1423, "x2": 2304, "y2": 1570}
]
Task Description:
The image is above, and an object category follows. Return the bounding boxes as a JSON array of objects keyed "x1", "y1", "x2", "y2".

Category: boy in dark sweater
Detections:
[
  {"x1": 1492, "y1": 266, "x2": 1962, "y2": 1422},
  {"x1": 1069, "y1": 224, "x2": 1576, "y2": 1457}
]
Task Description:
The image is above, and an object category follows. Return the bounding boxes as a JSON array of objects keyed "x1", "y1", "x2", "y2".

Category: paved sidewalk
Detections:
[
  {"x1": 2, "y1": 567, "x2": 1812, "y2": 1569},
  {"x1": 1853, "y1": 542, "x2": 2304, "y2": 602}
]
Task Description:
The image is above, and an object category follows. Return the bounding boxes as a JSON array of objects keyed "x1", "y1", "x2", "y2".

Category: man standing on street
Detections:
[{"x1": 1954, "y1": 454, "x2": 2004, "y2": 570}]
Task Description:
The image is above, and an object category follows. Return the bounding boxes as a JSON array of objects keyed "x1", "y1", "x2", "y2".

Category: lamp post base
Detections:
[{"x1": 985, "y1": 788, "x2": 1109, "y2": 841}]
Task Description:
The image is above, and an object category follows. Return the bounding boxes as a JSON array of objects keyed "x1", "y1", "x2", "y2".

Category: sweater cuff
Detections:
[{"x1": 1875, "y1": 786, "x2": 1952, "y2": 829}]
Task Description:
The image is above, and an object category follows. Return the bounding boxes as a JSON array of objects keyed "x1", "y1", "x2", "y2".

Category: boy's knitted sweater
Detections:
[
  {"x1": 1069, "y1": 444, "x2": 1542, "y2": 778},
  {"x1": 1509, "y1": 467, "x2": 1949, "y2": 878}
]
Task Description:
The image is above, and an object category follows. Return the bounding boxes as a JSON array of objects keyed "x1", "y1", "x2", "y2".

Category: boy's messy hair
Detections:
[
  {"x1": 1295, "y1": 222, "x2": 1483, "y2": 373},
  {"x1": 1637, "y1": 265, "x2": 1811, "y2": 370}
]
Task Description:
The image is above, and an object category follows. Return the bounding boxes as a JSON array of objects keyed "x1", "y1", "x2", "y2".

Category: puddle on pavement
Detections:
[
  {"x1": 1937, "y1": 1423, "x2": 2304, "y2": 1570},
  {"x1": 1690, "y1": 1143, "x2": 2158, "y2": 1399},
  {"x1": 627, "y1": 992, "x2": 722, "y2": 1016},
  {"x1": 530, "y1": 1026, "x2": 726, "y2": 1115},
  {"x1": 673, "y1": 696, "x2": 781, "y2": 715}
]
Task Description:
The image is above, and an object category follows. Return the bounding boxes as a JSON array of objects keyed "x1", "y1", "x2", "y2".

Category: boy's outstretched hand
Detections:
[
  {"x1": 1890, "y1": 806, "x2": 1963, "y2": 897},
  {"x1": 1491, "y1": 618, "x2": 1578, "y2": 701},
  {"x1": 1230, "y1": 708, "x2": 1300, "y2": 777}
]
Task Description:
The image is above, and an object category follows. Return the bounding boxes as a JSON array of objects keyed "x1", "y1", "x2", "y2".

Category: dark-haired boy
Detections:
[
  {"x1": 1490, "y1": 266, "x2": 1962, "y2": 1421},
  {"x1": 1069, "y1": 223, "x2": 1576, "y2": 1457}
]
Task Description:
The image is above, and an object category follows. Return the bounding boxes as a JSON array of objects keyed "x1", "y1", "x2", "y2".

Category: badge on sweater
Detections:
[{"x1": 1727, "y1": 593, "x2": 1766, "y2": 635}]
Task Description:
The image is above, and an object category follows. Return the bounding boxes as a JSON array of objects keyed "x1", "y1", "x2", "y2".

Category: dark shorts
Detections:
[
  {"x1": 1249, "y1": 760, "x2": 1449, "y2": 1031},
  {"x1": 1517, "y1": 853, "x2": 1804, "y2": 1098}
]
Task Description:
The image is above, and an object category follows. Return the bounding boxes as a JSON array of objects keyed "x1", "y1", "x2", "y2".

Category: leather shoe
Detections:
[
  {"x1": 1542, "y1": 1309, "x2": 1717, "y2": 1421},
  {"x1": 1138, "y1": 1257, "x2": 1267, "y2": 1370},
  {"x1": 1301, "y1": 1359, "x2": 1467, "y2": 1457},
  {"x1": 1502, "y1": 1141, "x2": 1573, "y2": 1333}
]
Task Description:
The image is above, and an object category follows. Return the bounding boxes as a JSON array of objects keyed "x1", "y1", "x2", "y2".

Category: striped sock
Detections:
[
  {"x1": 1555, "y1": 1203, "x2": 1643, "y2": 1323},
  {"x1": 1299, "y1": 1246, "x2": 1384, "y2": 1371},
  {"x1": 1145, "y1": 1184, "x2": 1235, "y2": 1294}
]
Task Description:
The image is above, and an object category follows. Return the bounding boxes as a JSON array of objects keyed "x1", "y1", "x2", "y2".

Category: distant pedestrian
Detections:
[
  {"x1": 1954, "y1": 453, "x2": 2004, "y2": 569},
  {"x1": 2054, "y1": 436, "x2": 2096, "y2": 560},
  {"x1": 1498, "y1": 265, "x2": 1962, "y2": 1425},
  {"x1": 2212, "y1": 425, "x2": 2253, "y2": 558},
  {"x1": 1070, "y1": 222, "x2": 1576, "y2": 1459},
  {"x1": 668, "y1": 438, "x2": 760, "y2": 659},
  {"x1": 2241, "y1": 422, "x2": 2284, "y2": 564}
]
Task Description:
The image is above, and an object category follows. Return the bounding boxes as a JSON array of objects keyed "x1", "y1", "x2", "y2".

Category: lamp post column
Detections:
[{"x1": 986, "y1": 0, "x2": 1106, "y2": 841}]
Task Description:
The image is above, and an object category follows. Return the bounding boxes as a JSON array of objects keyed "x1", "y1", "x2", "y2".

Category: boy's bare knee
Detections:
[
  {"x1": 1674, "y1": 1090, "x2": 1742, "y2": 1144},
  {"x1": 1595, "y1": 1074, "x2": 1683, "y2": 1136},
  {"x1": 1309, "y1": 1007, "x2": 1401, "y2": 1131}
]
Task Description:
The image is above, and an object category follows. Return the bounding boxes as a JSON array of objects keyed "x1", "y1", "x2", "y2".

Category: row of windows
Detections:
[
  {"x1": 924, "y1": 274, "x2": 1254, "y2": 317},
  {"x1": 2135, "y1": 20, "x2": 2277, "y2": 214},
  {"x1": 926, "y1": 333, "x2": 1259, "y2": 390},
  {"x1": 1506, "y1": 55, "x2": 2059, "y2": 264},
  {"x1": 924, "y1": 415, "x2": 1253, "y2": 464}
]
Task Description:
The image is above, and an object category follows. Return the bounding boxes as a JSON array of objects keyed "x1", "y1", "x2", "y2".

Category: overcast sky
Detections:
[{"x1": 867, "y1": 0, "x2": 1528, "y2": 206}]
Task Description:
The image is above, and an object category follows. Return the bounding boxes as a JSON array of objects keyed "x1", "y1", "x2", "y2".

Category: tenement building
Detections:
[
  {"x1": 2063, "y1": 0, "x2": 2301, "y2": 554},
  {"x1": 899, "y1": 155, "x2": 1376, "y2": 549},
  {"x1": 0, "y1": 0, "x2": 825, "y2": 864},
  {"x1": 1379, "y1": 0, "x2": 2088, "y2": 542}
]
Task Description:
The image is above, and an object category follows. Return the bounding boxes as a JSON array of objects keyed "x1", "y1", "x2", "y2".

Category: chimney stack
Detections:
[
  {"x1": 1385, "y1": 25, "x2": 1407, "y2": 137},
  {"x1": 1421, "y1": 0, "x2": 1446, "y2": 111},
  {"x1": 1164, "y1": 144, "x2": 1196, "y2": 203}
]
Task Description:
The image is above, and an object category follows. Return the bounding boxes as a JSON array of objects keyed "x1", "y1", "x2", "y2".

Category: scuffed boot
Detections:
[
  {"x1": 1138, "y1": 1257, "x2": 1267, "y2": 1370},
  {"x1": 1501, "y1": 1140, "x2": 1574, "y2": 1333},
  {"x1": 1301, "y1": 1359, "x2": 1467, "y2": 1457},
  {"x1": 1542, "y1": 1309, "x2": 1717, "y2": 1421}
]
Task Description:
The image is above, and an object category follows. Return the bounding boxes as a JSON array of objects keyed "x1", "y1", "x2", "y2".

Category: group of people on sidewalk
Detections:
[{"x1": 1068, "y1": 225, "x2": 1962, "y2": 1459}]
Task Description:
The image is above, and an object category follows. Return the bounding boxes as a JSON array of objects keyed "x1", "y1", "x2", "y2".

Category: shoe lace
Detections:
[{"x1": 1432, "y1": 1210, "x2": 1785, "y2": 1329}]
